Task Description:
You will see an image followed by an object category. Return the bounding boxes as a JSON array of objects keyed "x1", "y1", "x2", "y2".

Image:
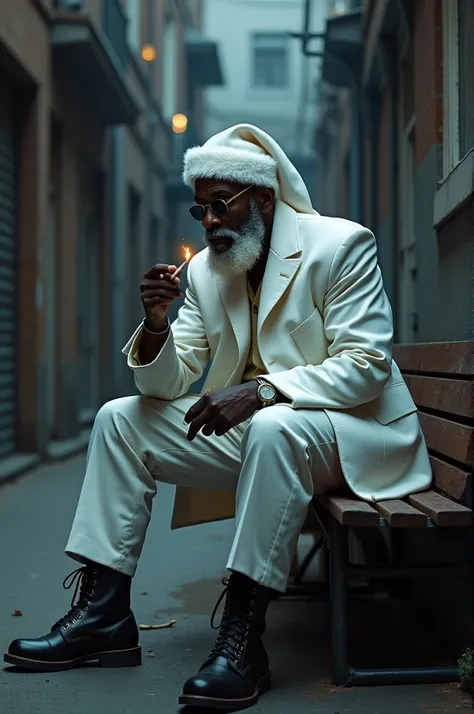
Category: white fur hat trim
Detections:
[{"x1": 183, "y1": 145, "x2": 280, "y2": 195}]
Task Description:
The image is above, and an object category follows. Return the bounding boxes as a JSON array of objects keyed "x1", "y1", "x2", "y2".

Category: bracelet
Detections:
[{"x1": 142, "y1": 316, "x2": 170, "y2": 335}]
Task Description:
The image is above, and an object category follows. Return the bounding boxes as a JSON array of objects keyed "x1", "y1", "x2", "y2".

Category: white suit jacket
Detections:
[{"x1": 122, "y1": 201, "x2": 432, "y2": 527}]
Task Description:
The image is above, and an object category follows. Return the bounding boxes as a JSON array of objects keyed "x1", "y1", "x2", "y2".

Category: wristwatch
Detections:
[{"x1": 255, "y1": 377, "x2": 277, "y2": 408}]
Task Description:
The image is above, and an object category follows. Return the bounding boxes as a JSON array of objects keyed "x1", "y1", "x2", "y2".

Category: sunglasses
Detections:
[{"x1": 188, "y1": 185, "x2": 252, "y2": 222}]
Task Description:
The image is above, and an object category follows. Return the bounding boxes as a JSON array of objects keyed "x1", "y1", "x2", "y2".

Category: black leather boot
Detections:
[
  {"x1": 4, "y1": 562, "x2": 141, "y2": 671},
  {"x1": 179, "y1": 572, "x2": 274, "y2": 710}
]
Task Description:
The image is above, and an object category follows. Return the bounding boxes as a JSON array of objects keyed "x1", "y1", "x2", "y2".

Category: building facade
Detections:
[
  {"x1": 310, "y1": 0, "x2": 474, "y2": 344},
  {"x1": 0, "y1": 0, "x2": 222, "y2": 480},
  {"x1": 202, "y1": 0, "x2": 328, "y2": 198}
]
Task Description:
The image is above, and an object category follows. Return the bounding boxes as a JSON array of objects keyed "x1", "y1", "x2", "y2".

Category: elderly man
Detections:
[{"x1": 4, "y1": 125, "x2": 431, "y2": 709}]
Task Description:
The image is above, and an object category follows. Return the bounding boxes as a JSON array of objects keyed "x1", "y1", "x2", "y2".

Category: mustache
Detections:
[{"x1": 205, "y1": 227, "x2": 240, "y2": 242}]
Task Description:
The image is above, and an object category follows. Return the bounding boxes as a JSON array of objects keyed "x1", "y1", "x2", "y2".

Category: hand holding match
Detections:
[{"x1": 143, "y1": 247, "x2": 192, "y2": 323}]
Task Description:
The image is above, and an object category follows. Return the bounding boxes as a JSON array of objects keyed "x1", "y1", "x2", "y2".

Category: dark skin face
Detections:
[
  {"x1": 194, "y1": 178, "x2": 276, "y2": 288},
  {"x1": 184, "y1": 178, "x2": 282, "y2": 440}
]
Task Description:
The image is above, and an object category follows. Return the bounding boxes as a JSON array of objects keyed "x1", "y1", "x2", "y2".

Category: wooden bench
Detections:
[{"x1": 290, "y1": 341, "x2": 474, "y2": 686}]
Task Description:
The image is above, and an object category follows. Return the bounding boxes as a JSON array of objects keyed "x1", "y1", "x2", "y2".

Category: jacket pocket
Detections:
[
  {"x1": 372, "y1": 383, "x2": 418, "y2": 425},
  {"x1": 290, "y1": 308, "x2": 326, "y2": 364}
]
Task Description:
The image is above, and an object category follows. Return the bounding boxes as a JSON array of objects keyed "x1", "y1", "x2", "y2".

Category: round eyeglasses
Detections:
[{"x1": 188, "y1": 185, "x2": 252, "y2": 222}]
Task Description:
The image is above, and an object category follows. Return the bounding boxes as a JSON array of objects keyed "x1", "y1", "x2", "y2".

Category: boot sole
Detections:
[
  {"x1": 178, "y1": 671, "x2": 271, "y2": 710},
  {"x1": 3, "y1": 646, "x2": 142, "y2": 671}
]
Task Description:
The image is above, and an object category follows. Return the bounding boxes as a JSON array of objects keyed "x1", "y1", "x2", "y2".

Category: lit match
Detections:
[{"x1": 170, "y1": 246, "x2": 192, "y2": 279}]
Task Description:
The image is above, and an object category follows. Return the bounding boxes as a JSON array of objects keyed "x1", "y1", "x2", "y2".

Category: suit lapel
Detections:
[
  {"x1": 258, "y1": 201, "x2": 301, "y2": 333},
  {"x1": 216, "y1": 272, "x2": 250, "y2": 377},
  {"x1": 257, "y1": 253, "x2": 300, "y2": 332}
]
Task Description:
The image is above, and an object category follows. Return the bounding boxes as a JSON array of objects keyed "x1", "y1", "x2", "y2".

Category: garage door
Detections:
[{"x1": 0, "y1": 80, "x2": 18, "y2": 458}]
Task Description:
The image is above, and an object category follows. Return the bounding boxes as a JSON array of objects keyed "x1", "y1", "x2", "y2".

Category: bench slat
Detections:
[
  {"x1": 407, "y1": 490, "x2": 472, "y2": 527},
  {"x1": 404, "y1": 375, "x2": 474, "y2": 419},
  {"x1": 429, "y1": 455, "x2": 470, "y2": 502},
  {"x1": 373, "y1": 500, "x2": 428, "y2": 528},
  {"x1": 394, "y1": 342, "x2": 474, "y2": 376},
  {"x1": 321, "y1": 496, "x2": 379, "y2": 527},
  {"x1": 419, "y1": 412, "x2": 474, "y2": 468}
]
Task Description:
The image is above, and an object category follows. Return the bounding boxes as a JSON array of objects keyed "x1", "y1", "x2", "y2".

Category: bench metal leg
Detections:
[
  {"x1": 345, "y1": 666, "x2": 459, "y2": 686},
  {"x1": 293, "y1": 536, "x2": 323, "y2": 584},
  {"x1": 329, "y1": 517, "x2": 350, "y2": 685},
  {"x1": 284, "y1": 536, "x2": 330, "y2": 598},
  {"x1": 329, "y1": 516, "x2": 463, "y2": 686}
]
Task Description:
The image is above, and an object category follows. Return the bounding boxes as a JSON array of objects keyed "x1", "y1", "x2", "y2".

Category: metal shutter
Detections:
[{"x1": 0, "y1": 80, "x2": 17, "y2": 457}]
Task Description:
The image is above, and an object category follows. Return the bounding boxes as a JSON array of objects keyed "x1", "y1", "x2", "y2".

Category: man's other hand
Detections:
[{"x1": 184, "y1": 383, "x2": 261, "y2": 441}]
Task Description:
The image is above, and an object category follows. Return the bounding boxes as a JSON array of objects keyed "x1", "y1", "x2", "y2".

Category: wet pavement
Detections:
[{"x1": 0, "y1": 454, "x2": 472, "y2": 713}]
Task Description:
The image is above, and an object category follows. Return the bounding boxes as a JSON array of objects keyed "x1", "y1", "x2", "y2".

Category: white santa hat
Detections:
[{"x1": 182, "y1": 123, "x2": 316, "y2": 215}]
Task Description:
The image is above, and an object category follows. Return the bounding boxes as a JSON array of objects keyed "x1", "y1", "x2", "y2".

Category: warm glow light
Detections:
[
  {"x1": 172, "y1": 113, "x2": 188, "y2": 134},
  {"x1": 141, "y1": 44, "x2": 156, "y2": 62},
  {"x1": 170, "y1": 246, "x2": 193, "y2": 279}
]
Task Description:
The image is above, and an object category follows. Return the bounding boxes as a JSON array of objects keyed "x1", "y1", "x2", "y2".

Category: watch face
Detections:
[{"x1": 259, "y1": 384, "x2": 275, "y2": 401}]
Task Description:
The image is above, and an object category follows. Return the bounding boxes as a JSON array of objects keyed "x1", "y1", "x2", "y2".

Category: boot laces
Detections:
[
  {"x1": 208, "y1": 577, "x2": 256, "y2": 664},
  {"x1": 53, "y1": 566, "x2": 97, "y2": 630}
]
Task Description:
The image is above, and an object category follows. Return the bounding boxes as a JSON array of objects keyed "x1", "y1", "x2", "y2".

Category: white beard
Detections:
[{"x1": 203, "y1": 199, "x2": 266, "y2": 278}]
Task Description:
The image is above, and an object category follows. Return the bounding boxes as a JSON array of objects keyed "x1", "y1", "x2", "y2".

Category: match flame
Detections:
[{"x1": 184, "y1": 246, "x2": 192, "y2": 262}]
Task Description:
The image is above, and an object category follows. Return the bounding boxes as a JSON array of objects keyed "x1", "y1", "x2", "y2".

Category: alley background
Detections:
[
  {"x1": 1, "y1": 0, "x2": 474, "y2": 712},
  {"x1": 1, "y1": 0, "x2": 473, "y2": 479}
]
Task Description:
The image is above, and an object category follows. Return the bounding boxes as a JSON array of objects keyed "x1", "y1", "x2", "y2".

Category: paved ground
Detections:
[{"x1": 0, "y1": 454, "x2": 472, "y2": 714}]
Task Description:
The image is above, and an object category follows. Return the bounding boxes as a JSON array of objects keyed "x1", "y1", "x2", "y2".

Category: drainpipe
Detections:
[
  {"x1": 143, "y1": 0, "x2": 157, "y2": 272},
  {"x1": 389, "y1": 73, "x2": 399, "y2": 338},
  {"x1": 366, "y1": 89, "x2": 380, "y2": 233},
  {"x1": 109, "y1": 127, "x2": 125, "y2": 398},
  {"x1": 379, "y1": 36, "x2": 399, "y2": 332},
  {"x1": 349, "y1": 84, "x2": 363, "y2": 223}
]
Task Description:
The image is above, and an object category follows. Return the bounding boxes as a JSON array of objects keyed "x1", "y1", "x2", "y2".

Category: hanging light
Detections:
[
  {"x1": 172, "y1": 113, "x2": 188, "y2": 134},
  {"x1": 141, "y1": 44, "x2": 157, "y2": 62}
]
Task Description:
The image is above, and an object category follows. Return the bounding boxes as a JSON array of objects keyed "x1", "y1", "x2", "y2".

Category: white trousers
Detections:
[{"x1": 66, "y1": 395, "x2": 344, "y2": 593}]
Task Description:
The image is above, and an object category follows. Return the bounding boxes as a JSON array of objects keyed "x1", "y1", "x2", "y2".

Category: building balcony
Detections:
[
  {"x1": 321, "y1": 8, "x2": 363, "y2": 88},
  {"x1": 51, "y1": 0, "x2": 140, "y2": 126},
  {"x1": 185, "y1": 28, "x2": 224, "y2": 87}
]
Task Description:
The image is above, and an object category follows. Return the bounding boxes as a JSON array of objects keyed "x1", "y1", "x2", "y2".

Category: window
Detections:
[
  {"x1": 442, "y1": 0, "x2": 474, "y2": 177},
  {"x1": 442, "y1": 0, "x2": 460, "y2": 176},
  {"x1": 251, "y1": 34, "x2": 289, "y2": 89},
  {"x1": 329, "y1": 0, "x2": 360, "y2": 14}
]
